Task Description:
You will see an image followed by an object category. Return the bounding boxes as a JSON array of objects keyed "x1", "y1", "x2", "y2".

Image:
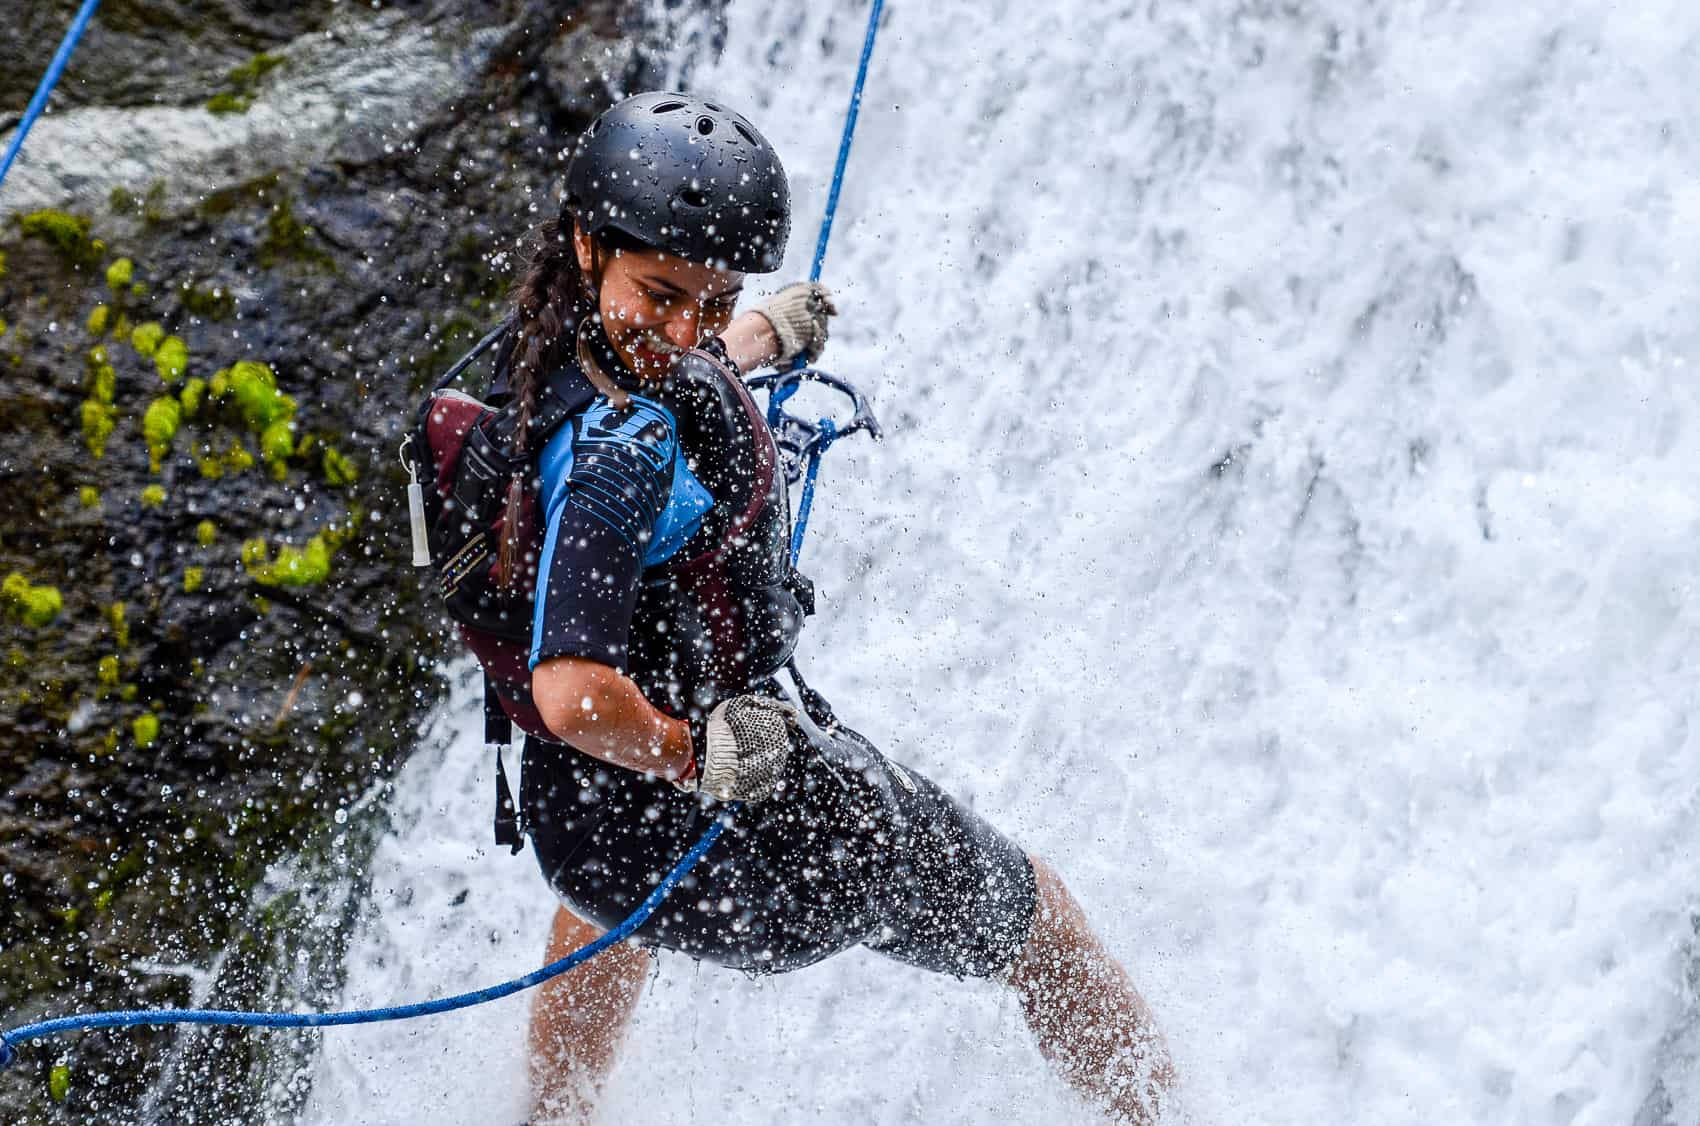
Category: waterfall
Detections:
[{"x1": 299, "y1": 1, "x2": 1700, "y2": 1122}]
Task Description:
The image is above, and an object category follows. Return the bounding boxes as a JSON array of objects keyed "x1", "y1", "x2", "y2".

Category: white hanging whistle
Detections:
[{"x1": 401, "y1": 438, "x2": 432, "y2": 567}]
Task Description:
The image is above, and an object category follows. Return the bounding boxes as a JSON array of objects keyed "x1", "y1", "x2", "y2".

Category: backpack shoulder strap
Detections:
[{"x1": 526, "y1": 383, "x2": 588, "y2": 450}]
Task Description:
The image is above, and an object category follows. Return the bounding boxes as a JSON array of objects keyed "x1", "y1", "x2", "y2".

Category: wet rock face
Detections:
[
  {"x1": 0, "y1": 1, "x2": 722, "y2": 1120},
  {"x1": 0, "y1": 1, "x2": 348, "y2": 113}
]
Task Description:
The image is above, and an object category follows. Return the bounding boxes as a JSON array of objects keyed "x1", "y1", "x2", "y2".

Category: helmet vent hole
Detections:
[
  {"x1": 695, "y1": 116, "x2": 716, "y2": 136},
  {"x1": 680, "y1": 188, "x2": 710, "y2": 208},
  {"x1": 705, "y1": 102, "x2": 724, "y2": 113},
  {"x1": 651, "y1": 101, "x2": 686, "y2": 114},
  {"x1": 732, "y1": 122, "x2": 757, "y2": 145},
  {"x1": 764, "y1": 208, "x2": 783, "y2": 222}
]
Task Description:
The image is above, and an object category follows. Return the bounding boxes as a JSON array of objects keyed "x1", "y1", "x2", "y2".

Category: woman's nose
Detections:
[{"x1": 662, "y1": 310, "x2": 700, "y2": 349}]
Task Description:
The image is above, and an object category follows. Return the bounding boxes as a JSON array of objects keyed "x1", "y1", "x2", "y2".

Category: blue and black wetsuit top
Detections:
[{"x1": 522, "y1": 337, "x2": 808, "y2": 723}]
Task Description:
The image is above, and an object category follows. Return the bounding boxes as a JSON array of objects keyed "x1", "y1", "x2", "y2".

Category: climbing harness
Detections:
[
  {"x1": 0, "y1": 0, "x2": 888, "y2": 1073},
  {"x1": 0, "y1": 0, "x2": 104, "y2": 192}
]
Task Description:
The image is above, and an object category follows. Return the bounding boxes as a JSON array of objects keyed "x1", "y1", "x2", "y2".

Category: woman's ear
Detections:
[{"x1": 570, "y1": 221, "x2": 596, "y2": 277}]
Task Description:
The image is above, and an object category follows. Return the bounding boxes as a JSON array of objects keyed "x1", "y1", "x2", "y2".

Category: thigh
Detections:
[
  {"x1": 521, "y1": 732, "x2": 886, "y2": 973},
  {"x1": 520, "y1": 721, "x2": 1037, "y2": 980},
  {"x1": 835, "y1": 726, "x2": 1039, "y2": 979}
]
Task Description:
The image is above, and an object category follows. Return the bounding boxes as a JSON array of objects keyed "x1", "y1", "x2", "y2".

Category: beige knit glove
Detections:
[
  {"x1": 756, "y1": 282, "x2": 838, "y2": 366},
  {"x1": 673, "y1": 695, "x2": 798, "y2": 802}
]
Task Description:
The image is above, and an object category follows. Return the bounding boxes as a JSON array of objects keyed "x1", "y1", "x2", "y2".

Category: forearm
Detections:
[
  {"x1": 531, "y1": 655, "x2": 694, "y2": 781},
  {"x1": 716, "y1": 312, "x2": 781, "y2": 373}
]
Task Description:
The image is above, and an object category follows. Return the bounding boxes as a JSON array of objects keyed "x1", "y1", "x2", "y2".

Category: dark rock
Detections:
[{"x1": 0, "y1": 0, "x2": 728, "y2": 1121}]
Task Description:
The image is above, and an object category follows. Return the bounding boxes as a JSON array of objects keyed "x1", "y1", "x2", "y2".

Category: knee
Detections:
[
  {"x1": 1024, "y1": 853, "x2": 1078, "y2": 932},
  {"x1": 1007, "y1": 854, "x2": 1101, "y2": 982},
  {"x1": 545, "y1": 904, "x2": 649, "y2": 976}
]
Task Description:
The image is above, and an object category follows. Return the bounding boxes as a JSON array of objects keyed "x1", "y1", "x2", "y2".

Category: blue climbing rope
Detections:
[
  {"x1": 790, "y1": 418, "x2": 838, "y2": 565},
  {"x1": 0, "y1": 0, "x2": 887, "y2": 1074},
  {"x1": 0, "y1": 0, "x2": 104, "y2": 192},
  {"x1": 809, "y1": 0, "x2": 887, "y2": 285},
  {"x1": 777, "y1": 0, "x2": 886, "y2": 560},
  {"x1": 0, "y1": 812, "x2": 732, "y2": 1068}
]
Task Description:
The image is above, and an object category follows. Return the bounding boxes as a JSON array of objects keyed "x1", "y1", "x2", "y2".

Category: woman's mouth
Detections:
[{"x1": 630, "y1": 334, "x2": 681, "y2": 371}]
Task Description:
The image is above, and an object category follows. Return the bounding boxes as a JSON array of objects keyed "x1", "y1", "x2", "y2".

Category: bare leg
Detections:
[
  {"x1": 527, "y1": 904, "x2": 651, "y2": 1125},
  {"x1": 1006, "y1": 857, "x2": 1176, "y2": 1124}
]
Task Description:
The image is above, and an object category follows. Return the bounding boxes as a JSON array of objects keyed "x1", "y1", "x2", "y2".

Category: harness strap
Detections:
[
  {"x1": 485, "y1": 674, "x2": 525, "y2": 854},
  {"x1": 785, "y1": 659, "x2": 840, "y2": 732}
]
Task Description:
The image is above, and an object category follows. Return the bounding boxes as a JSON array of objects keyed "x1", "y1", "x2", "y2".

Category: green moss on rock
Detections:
[
  {"x1": 79, "y1": 486, "x2": 101, "y2": 508},
  {"x1": 206, "y1": 92, "x2": 251, "y2": 116},
  {"x1": 183, "y1": 567, "x2": 204, "y2": 594},
  {"x1": 220, "y1": 439, "x2": 256, "y2": 476},
  {"x1": 17, "y1": 210, "x2": 103, "y2": 268},
  {"x1": 322, "y1": 445, "x2": 358, "y2": 487},
  {"x1": 143, "y1": 397, "x2": 183, "y2": 472},
  {"x1": 106, "y1": 258, "x2": 134, "y2": 291},
  {"x1": 229, "y1": 51, "x2": 286, "y2": 88},
  {"x1": 132, "y1": 712, "x2": 159, "y2": 747},
  {"x1": 131, "y1": 321, "x2": 164, "y2": 357},
  {"x1": 180, "y1": 377, "x2": 207, "y2": 418},
  {"x1": 196, "y1": 519, "x2": 217, "y2": 546},
  {"x1": 261, "y1": 419, "x2": 295, "y2": 479},
  {"x1": 81, "y1": 399, "x2": 116, "y2": 458},
  {"x1": 87, "y1": 303, "x2": 111, "y2": 335},
  {"x1": 249, "y1": 537, "x2": 330, "y2": 586},
  {"x1": 154, "y1": 335, "x2": 189, "y2": 383},
  {"x1": 179, "y1": 281, "x2": 236, "y2": 321},
  {"x1": 3, "y1": 573, "x2": 63, "y2": 627},
  {"x1": 243, "y1": 521, "x2": 353, "y2": 588},
  {"x1": 259, "y1": 194, "x2": 330, "y2": 268},
  {"x1": 140, "y1": 484, "x2": 165, "y2": 508},
  {"x1": 229, "y1": 361, "x2": 295, "y2": 431},
  {"x1": 87, "y1": 346, "x2": 117, "y2": 404}
]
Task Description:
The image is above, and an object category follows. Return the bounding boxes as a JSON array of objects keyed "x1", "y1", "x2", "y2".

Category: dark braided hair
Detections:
[
  {"x1": 495, "y1": 218, "x2": 587, "y2": 589},
  {"x1": 495, "y1": 219, "x2": 661, "y2": 588}
]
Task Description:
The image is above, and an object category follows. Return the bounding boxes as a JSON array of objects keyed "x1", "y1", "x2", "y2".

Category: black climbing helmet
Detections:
[{"x1": 562, "y1": 91, "x2": 791, "y2": 274}]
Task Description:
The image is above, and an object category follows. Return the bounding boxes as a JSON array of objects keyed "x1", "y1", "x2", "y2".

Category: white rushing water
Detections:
[{"x1": 301, "y1": 1, "x2": 1700, "y2": 1123}]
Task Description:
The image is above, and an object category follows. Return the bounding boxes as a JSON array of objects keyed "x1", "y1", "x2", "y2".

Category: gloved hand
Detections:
[
  {"x1": 674, "y1": 694, "x2": 797, "y2": 802},
  {"x1": 756, "y1": 282, "x2": 838, "y2": 366}
]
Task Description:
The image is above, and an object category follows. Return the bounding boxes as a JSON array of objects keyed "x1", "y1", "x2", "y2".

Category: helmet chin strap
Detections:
[
  {"x1": 576, "y1": 319, "x2": 630, "y2": 407},
  {"x1": 572, "y1": 239, "x2": 634, "y2": 404}
]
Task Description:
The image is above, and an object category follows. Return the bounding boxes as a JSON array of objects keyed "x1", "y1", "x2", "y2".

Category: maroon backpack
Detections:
[{"x1": 402, "y1": 320, "x2": 591, "y2": 848}]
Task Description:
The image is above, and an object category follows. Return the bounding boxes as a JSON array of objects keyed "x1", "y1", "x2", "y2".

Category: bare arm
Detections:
[
  {"x1": 717, "y1": 310, "x2": 782, "y2": 373},
  {"x1": 531, "y1": 655, "x2": 694, "y2": 783}
]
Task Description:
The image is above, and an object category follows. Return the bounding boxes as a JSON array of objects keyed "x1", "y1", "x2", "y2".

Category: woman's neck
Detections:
[{"x1": 574, "y1": 316, "x2": 639, "y2": 405}]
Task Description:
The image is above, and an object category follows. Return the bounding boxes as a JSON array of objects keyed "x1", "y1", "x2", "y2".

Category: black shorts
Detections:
[{"x1": 519, "y1": 713, "x2": 1037, "y2": 978}]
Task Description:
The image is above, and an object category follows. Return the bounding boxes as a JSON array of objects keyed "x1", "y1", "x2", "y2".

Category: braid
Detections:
[{"x1": 496, "y1": 219, "x2": 585, "y2": 590}]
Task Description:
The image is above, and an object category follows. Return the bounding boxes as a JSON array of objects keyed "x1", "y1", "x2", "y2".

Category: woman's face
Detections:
[{"x1": 572, "y1": 224, "x2": 744, "y2": 382}]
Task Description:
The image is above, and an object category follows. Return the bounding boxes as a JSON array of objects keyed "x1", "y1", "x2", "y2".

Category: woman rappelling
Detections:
[{"x1": 422, "y1": 91, "x2": 1175, "y2": 1124}]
